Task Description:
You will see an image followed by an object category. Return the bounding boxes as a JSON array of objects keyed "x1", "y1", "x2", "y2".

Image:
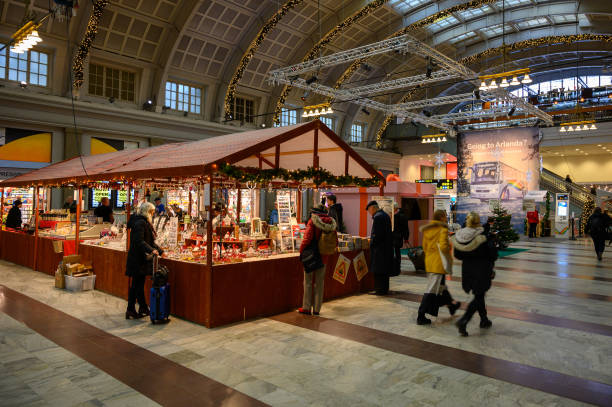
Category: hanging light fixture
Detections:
[
  {"x1": 510, "y1": 76, "x2": 520, "y2": 86},
  {"x1": 568, "y1": 126, "x2": 574, "y2": 131},
  {"x1": 500, "y1": 77, "x2": 509, "y2": 88},
  {"x1": 488, "y1": 79, "x2": 498, "y2": 89},
  {"x1": 559, "y1": 126, "x2": 566, "y2": 132},
  {"x1": 590, "y1": 124, "x2": 597, "y2": 130},
  {"x1": 522, "y1": 74, "x2": 532, "y2": 84},
  {"x1": 10, "y1": 21, "x2": 42, "y2": 54},
  {"x1": 479, "y1": 81, "x2": 488, "y2": 91},
  {"x1": 582, "y1": 124, "x2": 589, "y2": 131}
]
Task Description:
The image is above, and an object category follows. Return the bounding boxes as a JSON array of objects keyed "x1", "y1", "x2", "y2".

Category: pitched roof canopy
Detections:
[{"x1": 1, "y1": 120, "x2": 383, "y2": 187}]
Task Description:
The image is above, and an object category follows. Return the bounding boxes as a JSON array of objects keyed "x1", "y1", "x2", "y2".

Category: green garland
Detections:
[{"x1": 219, "y1": 164, "x2": 380, "y2": 187}]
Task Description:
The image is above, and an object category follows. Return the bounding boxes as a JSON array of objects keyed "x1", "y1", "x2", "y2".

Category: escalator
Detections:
[{"x1": 540, "y1": 168, "x2": 594, "y2": 215}]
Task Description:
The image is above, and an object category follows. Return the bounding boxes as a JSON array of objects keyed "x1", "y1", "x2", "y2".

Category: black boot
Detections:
[
  {"x1": 597, "y1": 252, "x2": 603, "y2": 261},
  {"x1": 417, "y1": 313, "x2": 431, "y2": 325},
  {"x1": 138, "y1": 305, "x2": 150, "y2": 318},
  {"x1": 448, "y1": 301, "x2": 461, "y2": 316},
  {"x1": 456, "y1": 319, "x2": 468, "y2": 336},
  {"x1": 125, "y1": 309, "x2": 139, "y2": 320},
  {"x1": 480, "y1": 319, "x2": 492, "y2": 329}
]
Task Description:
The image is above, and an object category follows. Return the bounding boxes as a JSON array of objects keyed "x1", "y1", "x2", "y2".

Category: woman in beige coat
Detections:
[{"x1": 416, "y1": 210, "x2": 461, "y2": 325}]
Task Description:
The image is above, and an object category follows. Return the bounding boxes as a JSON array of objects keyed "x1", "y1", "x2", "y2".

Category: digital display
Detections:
[
  {"x1": 446, "y1": 162, "x2": 458, "y2": 179},
  {"x1": 116, "y1": 190, "x2": 135, "y2": 208},
  {"x1": 557, "y1": 201, "x2": 568, "y2": 217},
  {"x1": 416, "y1": 179, "x2": 454, "y2": 190},
  {"x1": 90, "y1": 189, "x2": 111, "y2": 208}
]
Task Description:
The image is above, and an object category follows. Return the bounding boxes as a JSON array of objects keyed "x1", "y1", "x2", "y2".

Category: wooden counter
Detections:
[{"x1": 0, "y1": 232, "x2": 62, "y2": 275}]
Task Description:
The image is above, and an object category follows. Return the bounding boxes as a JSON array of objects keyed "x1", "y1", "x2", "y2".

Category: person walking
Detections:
[
  {"x1": 298, "y1": 205, "x2": 337, "y2": 315},
  {"x1": 416, "y1": 210, "x2": 460, "y2": 325},
  {"x1": 392, "y1": 202, "x2": 409, "y2": 277},
  {"x1": 326, "y1": 194, "x2": 345, "y2": 233},
  {"x1": 527, "y1": 208, "x2": 539, "y2": 238},
  {"x1": 586, "y1": 207, "x2": 611, "y2": 261},
  {"x1": 125, "y1": 202, "x2": 164, "y2": 319},
  {"x1": 5, "y1": 200, "x2": 23, "y2": 229},
  {"x1": 451, "y1": 212, "x2": 498, "y2": 337},
  {"x1": 366, "y1": 201, "x2": 393, "y2": 295}
]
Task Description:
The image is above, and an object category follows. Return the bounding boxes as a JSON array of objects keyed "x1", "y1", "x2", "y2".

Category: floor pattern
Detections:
[{"x1": 0, "y1": 237, "x2": 611, "y2": 406}]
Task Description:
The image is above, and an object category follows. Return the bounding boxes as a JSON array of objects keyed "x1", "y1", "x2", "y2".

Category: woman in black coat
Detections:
[
  {"x1": 5, "y1": 200, "x2": 23, "y2": 229},
  {"x1": 450, "y1": 212, "x2": 498, "y2": 337},
  {"x1": 125, "y1": 202, "x2": 163, "y2": 319}
]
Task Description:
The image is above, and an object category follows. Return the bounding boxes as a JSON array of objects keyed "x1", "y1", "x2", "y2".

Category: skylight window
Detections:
[
  {"x1": 388, "y1": 0, "x2": 429, "y2": 15},
  {"x1": 516, "y1": 17, "x2": 549, "y2": 29},
  {"x1": 480, "y1": 23, "x2": 514, "y2": 38},
  {"x1": 552, "y1": 14, "x2": 577, "y2": 24},
  {"x1": 457, "y1": 5, "x2": 493, "y2": 20},
  {"x1": 428, "y1": 15, "x2": 459, "y2": 32},
  {"x1": 495, "y1": 0, "x2": 532, "y2": 8},
  {"x1": 450, "y1": 31, "x2": 478, "y2": 44}
]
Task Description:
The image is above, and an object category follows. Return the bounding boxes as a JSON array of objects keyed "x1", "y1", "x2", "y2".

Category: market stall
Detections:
[{"x1": 1, "y1": 120, "x2": 384, "y2": 327}]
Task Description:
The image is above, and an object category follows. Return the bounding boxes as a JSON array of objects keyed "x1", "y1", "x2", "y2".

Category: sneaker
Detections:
[
  {"x1": 416, "y1": 316, "x2": 431, "y2": 325},
  {"x1": 456, "y1": 320, "x2": 468, "y2": 337},
  {"x1": 297, "y1": 308, "x2": 311, "y2": 315},
  {"x1": 448, "y1": 302, "x2": 461, "y2": 316},
  {"x1": 480, "y1": 319, "x2": 492, "y2": 329}
]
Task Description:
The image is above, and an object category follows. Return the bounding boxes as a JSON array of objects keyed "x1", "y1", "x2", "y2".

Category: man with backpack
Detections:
[
  {"x1": 298, "y1": 205, "x2": 337, "y2": 315},
  {"x1": 586, "y1": 207, "x2": 611, "y2": 261}
]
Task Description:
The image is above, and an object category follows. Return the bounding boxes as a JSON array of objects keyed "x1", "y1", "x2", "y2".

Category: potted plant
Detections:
[{"x1": 540, "y1": 192, "x2": 552, "y2": 237}]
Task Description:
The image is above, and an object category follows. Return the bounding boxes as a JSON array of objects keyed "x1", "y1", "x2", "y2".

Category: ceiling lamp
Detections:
[
  {"x1": 301, "y1": 111, "x2": 308, "y2": 118},
  {"x1": 575, "y1": 125, "x2": 582, "y2": 131},
  {"x1": 10, "y1": 22, "x2": 42, "y2": 54},
  {"x1": 559, "y1": 126, "x2": 566, "y2": 132},
  {"x1": 510, "y1": 76, "x2": 520, "y2": 86},
  {"x1": 582, "y1": 124, "x2": 589, "y2": 131},
  {"x1": 590, "y1": 124, "x2": 597, "y2": 130},
  {"x1": 488, "y1": 79, "x2": 498, "y2": 89},
  {"x1": 479, "y1": 81, "x2": 488, "y2": 91},
  {"x1": 522, "y1": 74, "x2": 532, "y2": 84},
  {"x1": 568, "y1": 126, "x2": 574, "y2": 131},
  {"x1": 500, "y1": 78, "x2": 509, "y2": 88}
]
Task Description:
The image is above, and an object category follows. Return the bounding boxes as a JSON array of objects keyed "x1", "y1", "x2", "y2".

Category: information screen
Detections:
[
  {"x1": 557, "y1": 201, "x2": 568, "y2": 217},
  {"x1": 116, "y1": 190, "x2": 135, "y2": 208},
  {"x1": 91, "y1": 189, "x2": 111, "y2": 208}
]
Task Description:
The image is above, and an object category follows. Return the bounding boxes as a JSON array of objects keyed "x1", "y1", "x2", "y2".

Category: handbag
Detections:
[
  {"x1": 437, "y1": 243, "x2": 452, "y2": 275},
  {"x1": 300, "y1": 238, "x2": 323, "y2": 273}
]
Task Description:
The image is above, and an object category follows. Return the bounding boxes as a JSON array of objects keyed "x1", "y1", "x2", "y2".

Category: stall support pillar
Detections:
[
  {"x1": 33, "y1": 186, "x2": 40, "y2": 271},
  {"x1": 236, "y1": 188, "x2": 242, "y2": 224},
  {"x1": 296, "y1": 190, "x2": 302, "y2": 223},
  {"x1": 0, "y1": 187, "x2": 4, "y2": 233},
  {"x1": 75, "y1": 188, "x2": 82, "y2": 255},
  {"x1": 126, "y1": 185, "x2": 132, "y2": 251},
  {"x1": 206, "y1": 173, "x2": 214, "y2": 267}
]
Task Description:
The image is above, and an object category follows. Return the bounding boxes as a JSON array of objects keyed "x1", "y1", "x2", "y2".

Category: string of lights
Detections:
[{"x1": 72, "y1": 0, "x2": 109, "y2": 89}]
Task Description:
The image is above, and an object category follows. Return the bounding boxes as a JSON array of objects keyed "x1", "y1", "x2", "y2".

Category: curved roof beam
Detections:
[{"x1": 373, "y1": 33, "x2": 612, "y2": 147}]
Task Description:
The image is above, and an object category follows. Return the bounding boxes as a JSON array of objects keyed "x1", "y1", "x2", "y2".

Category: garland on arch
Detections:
[
  {"x1": 73, "y1": 0, "x2": 109, "y2": 89},
  {"x1": 219, "y1": 164, "x2": 380, "y2": 187}
]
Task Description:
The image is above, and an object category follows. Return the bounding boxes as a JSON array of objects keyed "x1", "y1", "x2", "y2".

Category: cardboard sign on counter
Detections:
[
  {"x1": 353, "y1": 251, "x2": 368, "y2": 281},
  {"x1": 332, "y1": 254, "x2": 350, "y2": 285}
]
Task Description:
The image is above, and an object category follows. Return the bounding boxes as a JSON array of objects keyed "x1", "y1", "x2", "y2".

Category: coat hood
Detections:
[
  {"x1": 451, "y1": 227, "x2": 486, "y2": 252},
  {"x1": 419, "y1": 220, "x2": 448, "y2": 233},
  {"x1": 311, "y1": 213, "x2": 337, "y2": 232}
]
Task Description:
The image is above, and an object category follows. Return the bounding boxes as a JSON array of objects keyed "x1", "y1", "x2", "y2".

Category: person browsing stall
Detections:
[
  {"x1": 154, "y1": 197, "x2": 165, "y2": 214},
  {"x1": 366, "y1": 201, "x2": 393, "y2": 295},
  {"x1": 326, "y1": 194, "x2": 345, "y2": 233},
  {"x1": 125, "y1": 202, "x2": 164, "y2": 319},
  {"x1": 5, "y1": 200, "x2": 23, "y2": 229},
  {"x1": 94, "y1": 197, "x2": 114, "y2": 223},
  {"x1": 63, "y1": 196, "x2": 77, "y2": 214}
]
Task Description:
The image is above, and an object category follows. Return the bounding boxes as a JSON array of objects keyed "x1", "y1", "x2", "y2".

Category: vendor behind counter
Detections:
[{"x1": 94, "y1": 197, "x2": 114, "y2": 223}]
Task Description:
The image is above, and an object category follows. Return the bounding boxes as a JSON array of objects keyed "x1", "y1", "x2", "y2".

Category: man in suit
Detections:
[{"x1": 366, "y1": 201, "x2": 393, "y2": 295}]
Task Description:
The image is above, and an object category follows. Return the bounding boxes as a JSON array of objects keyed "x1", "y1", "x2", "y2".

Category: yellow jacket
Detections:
[{"x1": 419, "y1": 221, "x2": 451, "y2": 275}]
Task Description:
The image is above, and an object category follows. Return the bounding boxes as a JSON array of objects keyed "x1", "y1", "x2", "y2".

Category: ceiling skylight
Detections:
[
  {"x1": 456, "y1": 5, "x2": 493, "y2": 20},
  {"x1": 516, "y1": 17, "x2": 549, "y2": 29},
  {"x1": 552, "y1": 14, "x2": 577, "y2": 24},
  {"x1": 449, "y1": 31, "x2": 478, "y2": 44},
  {"x1": 388, "y1": 0, "x2": 430, "y2": 15},
  {"x1": 480, "y1": 23, "x2": 514, "y2": 38},
  {"x1": 428, "y1": 15, "x2": 460, "y2": 32}
]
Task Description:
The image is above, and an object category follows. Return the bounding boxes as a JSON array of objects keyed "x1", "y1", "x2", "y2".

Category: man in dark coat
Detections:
[
  {"x1": 586, "y1": 207, "x2": 611, "y2": 261},
  {"x1": 125, "y1": 202, "x2": 164, "y2": 319},
  {"x1": 326, "y1": 194, "x2": 345, "y2": 233},
  {"x1": 392, "y1": 203, "x2": 409, "y2": 277},
  {"x1": 367, "y1": 201, "x2": 393, "y2": 295},
  {"x1": 5, "y1": 200, "x2": 23, "y2": 229},
  {"x1": 451, "y1": 212, "x2": 498, "y2": 336}
]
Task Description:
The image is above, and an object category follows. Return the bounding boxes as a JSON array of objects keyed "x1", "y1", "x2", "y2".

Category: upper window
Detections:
[
  {"x1": 428, "y1": 15, "x2": 459, "y2": 32},
  {"x1": 165, "y1": 81, "x2": 201, "y2": 114},
  {"x1": 495, "y1": 0, "x2": 531, "y2": 7},
  {"x1": 88, "y1": 63, "x2": 135, "y2": 102},
  {"x1": 388, "y1": 0, "x2": 429, "y2": 15},
  {"x1": 350, "y1": 123, "x2": 365, "y2": 143},
  {"x1": 233, "y1": 97, "x2": 254, "y2": 123},
  {"x1": 0, "y1": 48, "x2": 48, "y2": 86},
  {"x1": 320, "y1": 116, "x2": 334, "y2": 131},
  {"x1": 516, "y1": 17, "x2": 548, "y2": 30},
  {"x1": 552, "y1": 15, "x2": 577, "y2": 24},
  {"x1": 457, "y1": 5, "x2": 492, "y2": 20},
  {"x1": 277, "y1": 108, "x2": 297, "y2": 127}
]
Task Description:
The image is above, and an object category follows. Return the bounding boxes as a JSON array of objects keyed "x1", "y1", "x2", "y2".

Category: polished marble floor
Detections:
[{"x1": 0, "y1": 237, "x2": 611, "y2": 406}]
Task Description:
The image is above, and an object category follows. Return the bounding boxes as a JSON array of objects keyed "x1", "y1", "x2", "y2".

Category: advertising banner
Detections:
[{"x1": 456, "y1": 127, "x2": 540, "y2": 233}]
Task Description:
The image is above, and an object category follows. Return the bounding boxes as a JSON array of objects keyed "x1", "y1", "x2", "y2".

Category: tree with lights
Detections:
[
  {"x1": 490, "y1": 203, "x2": 519, "y2": 248},
  {"x1": 580, "y1": 196, "x2": 595, "y2": 236}
]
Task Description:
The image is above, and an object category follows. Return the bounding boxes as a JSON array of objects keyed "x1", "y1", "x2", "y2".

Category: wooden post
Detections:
[
  {"x1": 188, "y1": 186, "x2": 193, "y2": 218},
  {"x1": 0, "y1": 187, "x2": 4, "y2": 231},
  {"x1": 33, "y1": 186, "x2": 40, "y2": 271},
  {"x1": 274, "y1": 144, "x2": 280, "y2": 169},
  {"x1": 344, "y1": 152, "x2": 349, "y2": 175},
  {"x1": 236, "y1": 188, "x2": 242, "y2": 224},
  {"x1": 379, "y1": 182, "x2": 384, "y2": 196},
  {"x1": 206, "y1": 172, "x2": 214, "y2": 267},
  {"x1": 75, "y1": 188, "x2": 82, "y2": 255},
  {"x1": 313, "y1": 128, "x2": 319, "y2": 169},
  {"x1": 296, "y1": 189, "x2": 302, "y2": 223},
  {"x1": 125, "y1": 184, "x2": 132, "y2": 251}
]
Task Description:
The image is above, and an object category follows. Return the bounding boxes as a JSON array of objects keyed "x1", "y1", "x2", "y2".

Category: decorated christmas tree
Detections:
[
  {"x1": 491, "y1": 203, "x2": 519, "y2": 248},
  {"x1": 579, "y1": 196, "x2": 595, "y2": 236}
]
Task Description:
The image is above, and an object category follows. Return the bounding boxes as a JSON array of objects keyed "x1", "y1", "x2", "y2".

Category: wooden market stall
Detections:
[{"x1": 0, "y1": 120, "x2": 384, "y2": 327}]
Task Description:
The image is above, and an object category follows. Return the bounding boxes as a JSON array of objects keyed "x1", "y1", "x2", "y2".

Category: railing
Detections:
[{"x1": 540, "y1": 168, "x2": 594, "y2": 208}]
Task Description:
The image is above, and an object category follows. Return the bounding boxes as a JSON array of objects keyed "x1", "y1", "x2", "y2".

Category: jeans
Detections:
[
  {"x1": 592, "y1": 236, "x2": 606, "y2": 254},
  {"x1": 528, "y1": 222, "x2": 537, "y2": 238},
  {"x1": 460, "y1": 293, "x2": 487, "y2": 323},
  {"x1": 127, "y1": 274, "x2": 147, "y2": 312},
  {"x1": 303, "y1": 266, "x2": 326, "y2": 312}
]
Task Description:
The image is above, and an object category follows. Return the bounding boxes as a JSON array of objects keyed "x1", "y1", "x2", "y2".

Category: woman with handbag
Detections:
[
  {"x1": 298, "y1": 205, "x2": 337, "y2": 316},
  {"x1": 125, "y1": 202, "x2": 164, "y2": 319},
  {"x1": 451, "y1": 212, "x2": 498, "y2": 337},
  {"x1": 416, "y1": 210, "x2": 460, "y2": 325}
]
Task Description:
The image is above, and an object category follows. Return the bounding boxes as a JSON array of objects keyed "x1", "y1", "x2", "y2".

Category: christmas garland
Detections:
[
  {"x1": 73, "y1": 0, "x2": 109, "y2": 89},
  {"x1": 219, "y1": 164, "x2": 380, "y2": 187}
]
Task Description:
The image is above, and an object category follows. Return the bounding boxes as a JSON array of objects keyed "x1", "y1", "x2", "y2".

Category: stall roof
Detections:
[{"x1": 1, "y1": 120, "x2": 383, "y2": 187}]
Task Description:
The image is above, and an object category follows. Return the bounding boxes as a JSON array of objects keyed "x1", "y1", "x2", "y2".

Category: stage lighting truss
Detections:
[
  {"x1": 421, "y1": 134, "x2": 448, "y2": 144},
  {"x1": 268, "y1": 34, "x2": 553, "y2": 133}
]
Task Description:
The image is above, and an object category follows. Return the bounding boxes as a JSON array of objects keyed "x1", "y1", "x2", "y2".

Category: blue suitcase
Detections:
[{"x1": 150, "y1": 284, "x2": 170, "y2": 324}]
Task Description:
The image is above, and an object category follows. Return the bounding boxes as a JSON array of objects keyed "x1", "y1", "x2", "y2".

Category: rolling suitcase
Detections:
[{"x1": 150, "y1": 255, "x2": 170, "y2": 324}]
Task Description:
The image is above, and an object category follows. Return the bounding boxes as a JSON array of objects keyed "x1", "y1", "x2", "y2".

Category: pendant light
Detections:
[
  {"x1": 522, "y1": 74, "x2": 532, "y2": 84},
  {"x1": 590, "y1": 124, "x2": 597, "y2": 130},
  {"x1": 488, "y1": 79, "x2": 498, "y2": 89},
  {"x1": 510, "y1": 76, "x2": 520, "y2": 86},
  {"x1": 559, "y1": 126, "x2": 566, "y2": 132},
  {"x1": 500, "y1": 77, "x2": 509, "y2": 88},
  {"x1": 479, "y1": 81, "x2": 488, "y2": 91}
]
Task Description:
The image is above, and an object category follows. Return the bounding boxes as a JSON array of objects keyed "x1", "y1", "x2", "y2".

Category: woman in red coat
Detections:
[
  {"x1": 298, "y1": 206, "x2": 336, "y2": 315},
  {"x1": 527, "y1": 209, "x2": 539, "y2": 238}
]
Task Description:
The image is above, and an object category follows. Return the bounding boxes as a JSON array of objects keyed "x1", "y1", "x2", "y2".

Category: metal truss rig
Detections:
[{"x1": 268, "y1": 33, "x2": 553, "y2": 133}]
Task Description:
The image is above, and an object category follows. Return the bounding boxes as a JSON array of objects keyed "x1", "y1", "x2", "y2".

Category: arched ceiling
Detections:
[{"x1": 1, "y1": 0, "x2": 611, "y2": 140}]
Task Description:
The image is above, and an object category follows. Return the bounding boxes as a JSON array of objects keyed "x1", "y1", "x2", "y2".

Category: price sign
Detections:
[
  {"x1": 276, "y1": 192, "x2": 292, "y2": 224},
  {"x1": 167, "y1": 217, "x2": 179, "y2": 248},
  {"x1": 91, "y1": 189, "x2": 111, "y2": 207}
]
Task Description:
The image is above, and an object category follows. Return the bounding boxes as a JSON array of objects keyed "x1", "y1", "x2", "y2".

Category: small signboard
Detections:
[
  {"x1": 332, "y1": 254, "x2": 350, "y2": 284},
  {"x1": 353, "y1": 251, "x2": 369, "y2": 281}
]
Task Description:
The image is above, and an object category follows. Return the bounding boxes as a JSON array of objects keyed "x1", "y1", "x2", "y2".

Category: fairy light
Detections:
[{"x1": 73, "y1": 0, "x2": 110, "y2": 89}]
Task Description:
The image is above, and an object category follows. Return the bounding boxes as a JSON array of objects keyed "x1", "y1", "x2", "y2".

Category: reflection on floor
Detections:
[{"x1": 1, "y1": 237, "x2": 611, "y2": 406}]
